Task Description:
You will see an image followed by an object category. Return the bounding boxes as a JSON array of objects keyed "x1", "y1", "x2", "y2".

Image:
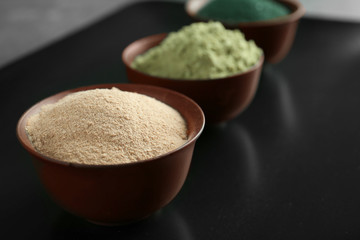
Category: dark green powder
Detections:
[{"x1": 197, "y1": 0, "x2": 291, "y2": 24}]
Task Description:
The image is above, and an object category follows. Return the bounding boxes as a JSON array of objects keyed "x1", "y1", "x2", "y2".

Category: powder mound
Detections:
[
  {"x1": 26, "y1": 88, "x2": 188, "y2": 165},
  {"x1": 131, "y1": 21, "x2": 262, "y2": 80},
  {"x1": 197, "y1": 0, "x2": 291, "y2": 24}
]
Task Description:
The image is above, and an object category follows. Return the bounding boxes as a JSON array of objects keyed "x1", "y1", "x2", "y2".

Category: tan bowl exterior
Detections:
[
  {"x1": 186, "y1": 0, "x2": 305, "y2": 63},
  {"x1": 16, "y1": 84, "x2": 205, "y2": 225},
  {"x1": 122, "y1": 34, "x2": 264, "y2": 124}
]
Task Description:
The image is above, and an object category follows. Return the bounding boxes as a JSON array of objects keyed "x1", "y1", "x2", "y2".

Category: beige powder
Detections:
[{"x1": 26, "y1": 87, "x2": 188, "y2": 165}]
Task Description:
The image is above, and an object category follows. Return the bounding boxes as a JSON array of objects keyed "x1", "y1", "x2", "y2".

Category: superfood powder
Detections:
[
  {"x1": 131, "y1": 21, "x2": 262, "y2": 80},
  {"x1": 26, "y1": 87, "x2": 188, "y2": 165},
  {"x1": 197, "y1": 0, "x2": 291, "y2": 24}
]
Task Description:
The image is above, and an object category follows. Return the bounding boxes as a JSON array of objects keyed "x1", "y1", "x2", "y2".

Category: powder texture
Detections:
[
  {"x1": 26, "y1": 88, "x2": 188, "y2": 165},
  {"x1": 131, "y1": 21, "x2": 262, "y2": 80},
  {"x1": 197, "y1": 0, "x2": 291, "y2": 24}
]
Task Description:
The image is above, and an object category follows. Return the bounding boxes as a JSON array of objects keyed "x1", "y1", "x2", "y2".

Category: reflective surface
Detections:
[{"x1": 2, "y1": 2, "x2": 360, "y2": 239}]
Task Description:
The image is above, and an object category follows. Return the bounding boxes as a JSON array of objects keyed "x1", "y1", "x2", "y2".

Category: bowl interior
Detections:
[
  {"x1": 122, "y1": 33, "x2": 263, "y2": 82},
  {"x1": 185, "y1": 0, "x2": 305, "y2": 27},
  {"x1": 17, "y1": 83, "x2": 205, "y2": 167},
  {"x1": 122, "y1": 33, "x2": 168, "y2": 71}
]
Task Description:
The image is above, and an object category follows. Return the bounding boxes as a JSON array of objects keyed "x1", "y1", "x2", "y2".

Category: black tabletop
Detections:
[{"x1": 2, "y1": 1, "x2": 360, "y2": 239}]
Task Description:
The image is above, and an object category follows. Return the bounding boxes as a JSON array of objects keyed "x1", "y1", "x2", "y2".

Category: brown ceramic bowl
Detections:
[
  {"x1": 185, "y1": 0, "x2": 305, "y2": 63},
  {"x1": 16, "y1": 83, "x2": 205, "y2": 225},
  {"x1": 122, "y1": 33, "x2": 264, "y2": 124}
]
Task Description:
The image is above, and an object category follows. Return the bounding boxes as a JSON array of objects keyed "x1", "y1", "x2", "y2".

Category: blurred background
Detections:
[{"x1": 1, "y1": 0, "x2": 360, "y2": 68}]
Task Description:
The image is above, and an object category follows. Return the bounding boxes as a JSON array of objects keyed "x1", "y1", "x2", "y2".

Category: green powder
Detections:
[
  {"x1": 131, "y1": 22, "x2": 262, "y2": 80},
  {"x1": 197, "y1": 0, "x2": 291, "y2": 24}
]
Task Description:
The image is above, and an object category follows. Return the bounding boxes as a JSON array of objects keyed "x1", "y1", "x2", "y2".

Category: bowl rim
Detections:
[
  {"x1": 122, "y1": 33, "x2": 264, "y2": 82},
  {"x1": 16, "y1": 83, "x2": 205, "y2": 169},
  {"x1": 185, "y1": 0, "x2": 306, "y2": 27}
]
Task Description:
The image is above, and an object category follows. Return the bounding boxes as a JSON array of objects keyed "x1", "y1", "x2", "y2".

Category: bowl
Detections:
[
  {"x1": 185, "y1": 0, "x2": 305, "y2": 63},
  {"x1": 122, "y1": 33, "x2": 264, "y2": 124},
  {"x1": 16, "y1": 83, "x2": 205, "y2": 225}
]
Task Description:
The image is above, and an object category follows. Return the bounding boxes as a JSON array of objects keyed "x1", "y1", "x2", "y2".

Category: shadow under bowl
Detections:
[
  {"x1": 16, "y1": 83, "x2": 205, "y2": 225},
  {"x1": 122, "y1": 34, "x2": 264, "y2": 124},
  {"x1": 186, "y1": 0, "x2": 305, "y2": 63}
]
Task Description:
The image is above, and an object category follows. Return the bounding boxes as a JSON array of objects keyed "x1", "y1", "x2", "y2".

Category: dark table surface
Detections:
[{"x1": 2, "y1": 1, "x2": 360, "y2": 239}]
